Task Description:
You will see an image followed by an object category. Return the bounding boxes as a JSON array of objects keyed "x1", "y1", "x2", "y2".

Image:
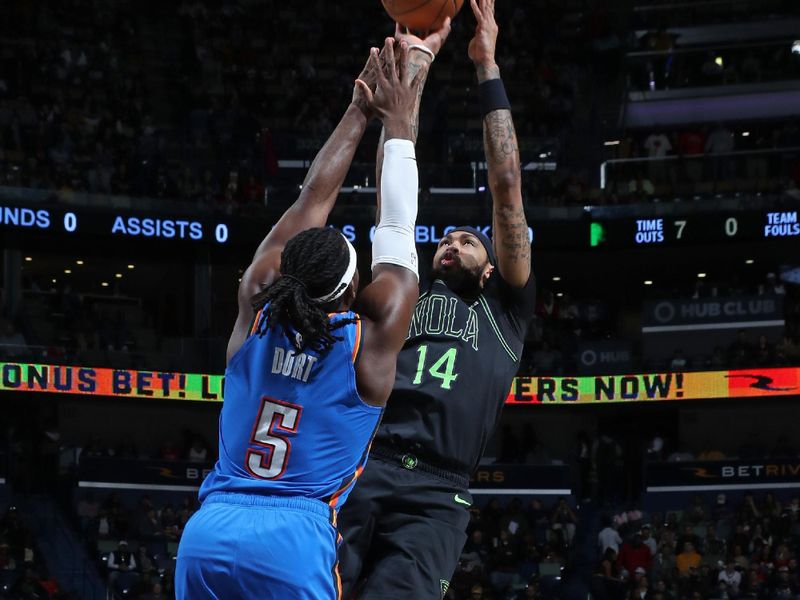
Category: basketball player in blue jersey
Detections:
[
  {"x1": 175, "y1": 36, "x2": 448, "y2": 600},
  {"x1": 338, "y1": 2, "x2": 537, "y2": 599}
]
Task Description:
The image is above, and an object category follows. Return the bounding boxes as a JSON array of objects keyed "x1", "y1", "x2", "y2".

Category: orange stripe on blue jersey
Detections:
[
  {"x1": 333, "y1": 561, "x2": 343, "y2": 600},
  {"x1": 351, "y1": 317, "x2": 362, "y2": 363},
  {"x1": 327, "y1": 464, "x2": 364, "y2": 510},
  {"x1": 249, "y1": 308, "x2": 263, "y2": 336},
  {"x1": 327, "y1": 437, "x2": 375, "y2": 509}
]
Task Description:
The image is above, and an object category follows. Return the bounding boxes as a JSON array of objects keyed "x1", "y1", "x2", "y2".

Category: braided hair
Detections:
[{"x1": 251, "y1": 228, "x2": 358, "y2": 353}]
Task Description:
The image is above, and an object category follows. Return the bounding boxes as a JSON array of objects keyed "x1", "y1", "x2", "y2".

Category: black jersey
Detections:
[{"x1": 375, "y1": 272, "x2": 536, "y2": 473}]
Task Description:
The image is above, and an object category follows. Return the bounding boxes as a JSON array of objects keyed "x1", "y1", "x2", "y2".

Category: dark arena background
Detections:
[{"x1": 1, "y1": 0, "x2": 800, "y2": 599}]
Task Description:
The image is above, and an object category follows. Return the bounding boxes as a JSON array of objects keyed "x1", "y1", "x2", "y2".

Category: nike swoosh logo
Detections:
[{"x1": 454, "y1": 494, "x2": 471, "y2": 507}]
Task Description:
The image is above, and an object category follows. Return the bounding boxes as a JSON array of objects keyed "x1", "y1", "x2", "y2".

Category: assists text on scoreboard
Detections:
[{"x1": 0, "y1": 205, "x2": 231, "y2": 244}]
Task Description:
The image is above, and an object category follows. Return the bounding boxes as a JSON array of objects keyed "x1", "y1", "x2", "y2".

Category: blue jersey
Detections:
[{"x1": 200, "y1": 308, "x2": 382, "y2": 512}]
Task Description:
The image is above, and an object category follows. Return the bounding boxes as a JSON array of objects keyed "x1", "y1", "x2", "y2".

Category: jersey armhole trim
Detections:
[
  {"x1": 249, "y1": 307, "x2": 264, "y2": 337},
  {"x1": 478, "y1": 295, "x2": 519, "y2": 362},
  {"x1": 351, "y1": 317, "x2": 363, "y2": 365}
]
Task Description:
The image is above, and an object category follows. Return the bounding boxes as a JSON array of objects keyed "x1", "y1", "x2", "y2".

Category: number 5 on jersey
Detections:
[
  {"x1": 412, "y1": 345, "x2": 459, "y2": 390},
  {"x1": 245, "y1": 398, "x2": 302, "y2": 480}
]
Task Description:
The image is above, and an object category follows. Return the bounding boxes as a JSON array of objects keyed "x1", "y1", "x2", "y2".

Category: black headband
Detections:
[{"x1": 449, "y1": 226, "x2": 497, "y2": 266}]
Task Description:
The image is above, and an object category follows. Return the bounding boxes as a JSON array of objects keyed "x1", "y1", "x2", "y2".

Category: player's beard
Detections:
[{"x1": 430, "y1": 262, "x2": 484, "y2": 297}]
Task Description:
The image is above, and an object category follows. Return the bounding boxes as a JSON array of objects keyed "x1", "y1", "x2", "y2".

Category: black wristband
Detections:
[{"x1": 479, "y1": 78, "x2": 511, "y2": 118}]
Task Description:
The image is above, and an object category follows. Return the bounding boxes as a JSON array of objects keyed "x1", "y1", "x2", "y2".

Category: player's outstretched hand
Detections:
[
  {"x1": 467, "y1": 0, "x2": 498, "y2": 67},
  {"x1": 352, "y1": 51, "x2": 379, "y2": 120},
  {"x1": 394, "y1": 17, "x2": 452, "y2": 60},
  {"x1": 355, "y1": 38, "x2": 424, "y2": 141}
]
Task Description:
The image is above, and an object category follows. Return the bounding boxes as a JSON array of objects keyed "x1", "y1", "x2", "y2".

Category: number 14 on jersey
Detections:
[{"x1": 412, "y1": 345, "x2": 459, "y2": 390}]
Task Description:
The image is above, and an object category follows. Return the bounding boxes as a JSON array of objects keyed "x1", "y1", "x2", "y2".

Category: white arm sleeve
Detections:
[{"x1": 371, "y1": 138, "x2": 419, "y2": 279}]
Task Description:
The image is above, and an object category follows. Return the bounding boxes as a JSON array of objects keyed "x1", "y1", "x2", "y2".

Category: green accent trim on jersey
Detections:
[
  {"x1": 440, "y1": 579, "x2": 450, "y2": 598},
  {"x1": 477, "y1": 295, "x2": 518, "y2": 361}
]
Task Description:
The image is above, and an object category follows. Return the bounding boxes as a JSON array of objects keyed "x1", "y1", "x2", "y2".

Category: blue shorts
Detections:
[{"x1": 175, "y1": 492, "x2": 342, "y2": 600}]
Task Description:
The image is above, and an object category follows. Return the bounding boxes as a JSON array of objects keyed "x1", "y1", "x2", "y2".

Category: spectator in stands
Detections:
[
  {"x1": 742, "y1": 567, "x2": 765, "y2": 598},
  {"x1": 551, "y1": 498, "x2": 577, "y2": 547},
  {"x1": 705, "y1": 123, "x2": 735, "y2": 182},
  {"x1": 632, "y1": 573, "x2": 650, "y2": 599},
  {"x1": 702, "y1": 524, "x2": 726, "y2": 557},
  {"x1": 161, "y1": 505, "x2": 179, "y2": 541},
  {"x1": 187, "y1": 436, "x2": 208, "y2": 462},
  {"x1": 676, "y1": 128, "x2": 706, "y2": 182},
  {"x1": 646, "y1": 436, "x2": 666, "y2": 462},
  {"x1": 107, "y1": 539, "x2": 138, "y2": 596},
  {"x1": 461, "y1": 529, "x2": 489, "y2": 573},
  {"x1": 10, "y1": 566, "x2": 49, "y2": 599},
  {"x1": 710, "y1": 493, "x2": 731, "y2": 523},
  {"x1": 593, "y1": 547, "x2": 625, "y2": 600},
  {"x1": 599, "y1": 517, "x2": 623, "y2": 554},
  {"x1": 762, "y1": 492, "x2": 782, "y2": 520},
  {"x1": 0, "y1": 542, "x2": 16, "y2": 571},
  {"x1": 750, "y1": 522, "x2": 773, "y2": 553},
  {"x1": 641, "y1": 524, "x2": 657, "y2": 558},
  {"x1": 676, "y1": 542, "x2": 702, "y2": 576},
  {"x1": 652, "y1": 579, "x2": 672, "y2": 600},
  {"x1": 685, "y1": 494, "x2": 708, "y2": 525},
  {"x1": 718, "y1": 561, "x2": 742, "y2": 597},
  {"x1": 489, "y1": 529, "x2": 520, "y2": 592},
  {"x1": 775, "y1": 335, "x2": 800, "y2": 365},
  {"x1": 500, "y1": 498, "x2": 529, "y2": 540},
  {"x1": 135, "y1": 508, "x2": 161, "y2": 539},
  {"x1": 730, "y1": 544, "x2": 749, "y2": 571},
  {"x1": 742, "y1": 492, "x2": 761, "y2": 521},
  {"x1": 771, "y1": 566, "x2": 798, "y2": 598},
  {"x1": 643, "y1": 131, "x2": 672, "y2": 183},
  {"x1": 535, "y1": 290, "x2": 558, "y2": 320},
  {"x1": 618, "y1": 533, "x2": 652, "y2": 578},
  {"x1": 627, "y1": 173, "x2": 655, "y2": 202},
  {"x1": 655, "y1": 538, "x2": 677, "y2": 585},
  {"x1": 527, "y1": 498, "x2": 551, "y2": 547},
  {"x1": 159, "y1": 440, "x2": 180, "y2": 461},
  {"x1": 135, "y1": 544, "x2": 157, "y2": 578}
]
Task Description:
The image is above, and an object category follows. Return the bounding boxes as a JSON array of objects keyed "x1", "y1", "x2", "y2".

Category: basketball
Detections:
[{"x1": 382, "y1": 0, "x2": 465, "y2": 32}]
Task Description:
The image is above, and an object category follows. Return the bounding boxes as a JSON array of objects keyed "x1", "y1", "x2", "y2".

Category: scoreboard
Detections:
[
  {"x1": 589, "y1": 210, "x2": 800, "y2": 248},
  {"x1": 0, "y1": 200, "x2": 796, "y2": 252}
]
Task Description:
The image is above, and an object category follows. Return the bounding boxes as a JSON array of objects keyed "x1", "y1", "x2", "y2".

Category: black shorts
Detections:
[{"x1": 337, "y1": 453, "x2": 473, "y2": 600}]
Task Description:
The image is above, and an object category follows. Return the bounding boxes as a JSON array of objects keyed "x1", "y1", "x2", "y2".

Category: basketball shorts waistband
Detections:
[
  {"x1": 370, "y1": 444, "x2": 470, "y2": 489},
  {"x1": 203, "y1": 492, "x2": 332, "y2": 521}
]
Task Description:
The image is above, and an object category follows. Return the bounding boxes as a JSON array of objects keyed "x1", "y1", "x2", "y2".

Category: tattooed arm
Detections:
[
  {"x1": 470, "y1": 0, "x2": 531, "y2": 288},
  {"x1": 374, "y1": 19, "x2": 452, "y2": 224}
]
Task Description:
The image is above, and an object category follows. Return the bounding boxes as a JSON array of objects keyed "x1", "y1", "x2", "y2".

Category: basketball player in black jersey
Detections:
[{"x1": 338, "y1": 1, "x2": 536, "y2": 599}]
